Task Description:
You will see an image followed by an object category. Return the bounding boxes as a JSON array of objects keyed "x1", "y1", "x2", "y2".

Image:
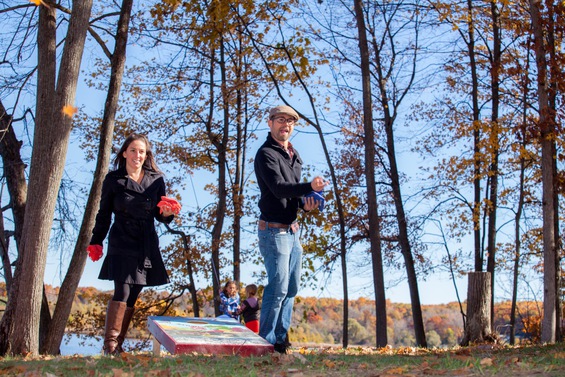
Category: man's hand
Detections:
[
  {"x1": 310, "y1": 176, "x2": 329, "y2": 191},
  {"x1": 305, "y1": 191, "x2": 325, "y2": 211},
  {"x1": 303, "y1": 195, "x2": 321, "y2": 211}
]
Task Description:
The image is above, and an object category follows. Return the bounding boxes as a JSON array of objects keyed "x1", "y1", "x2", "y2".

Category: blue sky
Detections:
[{"x1": 40, "y1": 107, "x2": 469, "y2": 306}]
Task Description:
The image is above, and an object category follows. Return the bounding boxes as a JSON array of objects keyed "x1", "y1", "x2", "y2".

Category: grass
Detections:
[{"x1": 1, "y1": 343, "x2": 565, "y2": 376}]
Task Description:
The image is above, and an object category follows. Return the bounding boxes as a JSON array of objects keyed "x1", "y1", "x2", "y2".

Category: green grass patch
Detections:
[{"x1": 1, "y1": 343, "x2": 565, "y2": 376}]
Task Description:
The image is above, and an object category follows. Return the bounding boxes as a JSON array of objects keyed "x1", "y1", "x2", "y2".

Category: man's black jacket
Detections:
[{"x1": 254, "y1": 133, "x2": 313, "y2": 224}]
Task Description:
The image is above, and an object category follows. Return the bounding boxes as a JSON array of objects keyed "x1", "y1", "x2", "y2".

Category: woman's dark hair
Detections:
[
  {"x1": 113, "y1": 133, "x2": 161, "y2": 172},
  {"x1": 222, "y1": 280, "x2": 238, "y2": 296}
]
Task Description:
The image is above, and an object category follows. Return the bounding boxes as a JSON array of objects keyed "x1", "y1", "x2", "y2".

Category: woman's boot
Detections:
[
  {"x1": 103, "y1": 300, "x2": 126, "y2": 355},
  {"x1": 116, "y1": 306, "x2": 135, "y2": 353}
]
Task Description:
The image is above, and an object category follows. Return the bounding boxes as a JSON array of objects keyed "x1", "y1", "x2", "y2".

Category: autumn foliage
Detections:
[{"x1": 3, "y1": 283, "x2": 542, "y2": 349}]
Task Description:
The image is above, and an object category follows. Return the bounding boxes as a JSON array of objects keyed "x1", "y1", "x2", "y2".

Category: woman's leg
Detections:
[
  {"x1": 114, "y1": 283, "x2": 144, "y2": 352},
  {"x1": 103, "y1": 281, "x2": 129, "y2": 355}
]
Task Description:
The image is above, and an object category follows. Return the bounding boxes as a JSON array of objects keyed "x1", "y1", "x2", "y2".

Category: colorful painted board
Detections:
[{"x1": 147, "y1": 316, "x2": 274, "y2": 356}]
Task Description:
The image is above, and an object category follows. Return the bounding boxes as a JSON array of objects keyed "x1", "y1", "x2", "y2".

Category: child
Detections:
[
  {"x1": 219, "y1": 280, "x2": 240, "y2": 319},
  {"x1": 237, "y1": 284, "x2": 260, "y2": 333}
]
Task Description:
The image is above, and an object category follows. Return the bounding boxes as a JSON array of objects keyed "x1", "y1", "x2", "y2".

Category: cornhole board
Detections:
[{"x1": 147, "y1": 316, "x2": 274, "y2": 356}]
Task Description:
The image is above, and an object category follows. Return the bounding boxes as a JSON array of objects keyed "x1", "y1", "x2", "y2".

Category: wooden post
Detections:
[
  {"x1": 461, "y1": 272, "x2": 492, "y2": 345},
  {"x1": 152, "y1": 336, "x2": 161, "y2": 357}
]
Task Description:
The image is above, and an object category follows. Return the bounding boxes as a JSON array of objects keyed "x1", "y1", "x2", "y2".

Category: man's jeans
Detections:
[{"x1": 258, "y1": 226, "x2": 303, "y2": 345}]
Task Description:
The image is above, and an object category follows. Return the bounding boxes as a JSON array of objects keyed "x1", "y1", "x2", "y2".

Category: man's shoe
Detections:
[
  {"x1": 284, "y1": 333, "x2": 292, "y2": 348},
  {"x1": 273, "y1": 342, "x2": 288, "y2": 354}
]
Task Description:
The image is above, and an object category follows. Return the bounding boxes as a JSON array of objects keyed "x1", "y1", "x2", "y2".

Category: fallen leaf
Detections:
[
  {"x1": 455, "y1": 348, "x2": 471, "y2": 356},
  {"x1": 479, "y1": 357, "x2": 493, "y2": 366},
  {"x1": 385, "y1": 366, "x2": 405, "y2": 374},
  {"x1": 505, "y1": 357, "x2": 520, "y2": 365},
  {"x1": 448, "y1": 367, "x2": 473, "y2": 376},
  {"x1": 323, "y1": 359, "x2": 336, "y2": 368},
  {"x1": 452, "y1": 355, "x2": 471, "y2": 362},
  {"x1": 422, "y1": 368, "x2": 447, "y2": 375}
]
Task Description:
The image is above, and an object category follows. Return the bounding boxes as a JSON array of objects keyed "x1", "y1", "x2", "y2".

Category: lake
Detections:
[{"x1": 60, "y1": 333, "x2": 151, "y2": 356}]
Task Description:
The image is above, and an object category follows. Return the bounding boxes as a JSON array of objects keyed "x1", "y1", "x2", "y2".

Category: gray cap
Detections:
[{"x1": 269, "y1": 105, "x2": 299, "y2": 120}]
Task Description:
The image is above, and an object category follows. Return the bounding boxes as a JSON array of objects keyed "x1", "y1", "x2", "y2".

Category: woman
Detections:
[{"x1": 87, "y1": 133, "x2": 180, "y2": 355}]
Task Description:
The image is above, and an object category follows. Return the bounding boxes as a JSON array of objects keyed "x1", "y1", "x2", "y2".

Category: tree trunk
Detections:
[
  {"x1": 486, "y1": 0, "x2": 502, "y2": 327},
  {"x1": 0, "y1": 67, "x2": 53, "y2": 357},
  {"x1": 0, "y1": 100, "x2": 26, "y2": 290},
  {"x1": 0, "y1": 101, "x2": 27, "y2": 251},
  {"x1": 362, "y1": 0, "x2": 426, "y2": 347},
  {"x1": 207, "y1": 44, "x2": 228, "y2": 315},
  {"x1": 529, "y1": 0, "x2": 557, "y2": 344},
  {"x1": 353, "y1": 0, "x2": 387, "y2": 348},
  {"x1": 165, "y1": 224, "x2": 200, "y2": 317},
  {"x1": 0, "y1": 0, "x2": 93, "y2": 356},
  {"x1": 41, "y1": 0, "x2": 133, "y2": 355},
  {"x1": 464, "y1": 0, "x2": 483, "y2": 273},
  {"x1": 510, "y1": 55, "x2": 531, "y2": 345},
  {"x1": 461, "y1": 272, "x2": 492, "y2": 345}
]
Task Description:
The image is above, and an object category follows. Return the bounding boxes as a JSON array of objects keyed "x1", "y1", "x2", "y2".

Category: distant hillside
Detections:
[{"x1": 0, "y1": 283, "x2": 540, "y2": 347}]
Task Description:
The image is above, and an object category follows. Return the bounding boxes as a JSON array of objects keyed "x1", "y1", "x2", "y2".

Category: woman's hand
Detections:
[
  {"x1": 157, "y1": 196, "x2": 182, "y2": 216},
  {"x1": 87, "y1": 244, "x2": 103, "y2": 262}
]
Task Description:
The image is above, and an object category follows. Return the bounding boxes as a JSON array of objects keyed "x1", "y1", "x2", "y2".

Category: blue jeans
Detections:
[{"x1": 258, "y1": 226, "x2": 303, "y2": 345}]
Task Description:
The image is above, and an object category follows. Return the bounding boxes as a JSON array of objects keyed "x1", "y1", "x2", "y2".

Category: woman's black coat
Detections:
[{"x1": 90, "y1": 167, "x2": 173, "y2": 286}]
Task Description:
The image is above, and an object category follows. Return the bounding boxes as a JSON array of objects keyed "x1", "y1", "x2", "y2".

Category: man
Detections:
[{"x1": 254, "y1": 105, "x2": 328, "y2": 353}]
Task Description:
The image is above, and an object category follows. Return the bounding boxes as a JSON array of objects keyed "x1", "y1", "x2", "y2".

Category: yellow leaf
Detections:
[
  {"x1": 62, "y1": 105, "x2": 78, "y2": 118},
  {"x1": 29, "y1": 0, "x2": 49, "y2": 7}
]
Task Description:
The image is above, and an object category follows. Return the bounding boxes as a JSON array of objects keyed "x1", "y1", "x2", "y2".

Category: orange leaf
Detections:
[
  {"x1": 385, "y1": 366, "x2": 405, "y2": 374},
  {"x1": 322, "y1": 359, "x2": 336, "y2": 368},
  {"x1": 62, "y1": 105, "x2": 78, "y2": 118},
  {"x1": 479, "y1": 357, "x2": 493, "y2": 366}
]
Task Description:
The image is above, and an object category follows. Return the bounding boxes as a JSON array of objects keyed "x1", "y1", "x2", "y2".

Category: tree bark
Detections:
[
  {"x1": 353, "y1": 0, "x2": 387, "y2": 348},
  {"x1": 464, "y1": 0, "x2": 483, "y2": 273},
  {"x1": 461, "y1": 272, "x2": 492, "y2": 345},
  {"x1": 509, "y1": 49, "x2": 531, "y2": 345},
  {"x1": 0, "y1": 100, "x2": 25, "y2": 290},
  {"x1": 485, "y1": 0, "x2": 501, "y2": 327},
  {"x1": 207, "y1": 44, "x2": 228, "y2": 315},
  {"x1": 362, "y1": 0, "x2": 426, "y2": 347},
  {"x1": 529, "y1": 0, "x2": 557, "y2": 344},
  {"x1": 165, "y1": 224, "x2": 200, "y2": 317},
  {"x1": 41, "y1": 0, "x2": 133, "y2": 355},
  {"x1": 0, "y1": 0, "x2": 93, "y2": 356}
]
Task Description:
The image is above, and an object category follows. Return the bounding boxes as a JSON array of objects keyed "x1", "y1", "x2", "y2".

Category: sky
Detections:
[
  {"x1": 31, "y1": 8, "x2": 473, "y2": 307},
  {"x1": 40, "y1": 102, "x2": 469, "y2": 306}
]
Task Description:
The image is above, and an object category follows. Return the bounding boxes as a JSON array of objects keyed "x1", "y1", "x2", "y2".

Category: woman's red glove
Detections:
[
  {"x1": 157, "y1": 196, "x2": 181, "y2": 215},
  {"x1": 87, "y1": 244, "x2": 103, "y2": 262}
]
